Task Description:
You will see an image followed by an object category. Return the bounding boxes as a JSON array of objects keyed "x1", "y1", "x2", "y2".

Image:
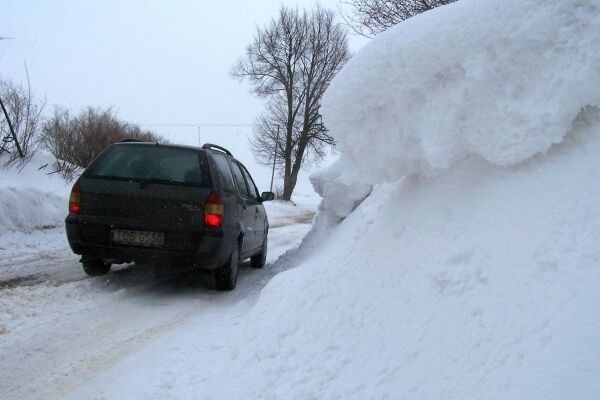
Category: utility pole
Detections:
[
  {"x1": 0, "y1": 96, "x2": 24, "y2": 157},
  {"x1": 269, "y1": 125, "x2": 280, "y2": 192}
]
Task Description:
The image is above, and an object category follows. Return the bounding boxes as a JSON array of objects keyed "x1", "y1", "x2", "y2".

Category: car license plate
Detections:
[{"x1": 112, "y1": 229, "x2": 164, "y2": 247}]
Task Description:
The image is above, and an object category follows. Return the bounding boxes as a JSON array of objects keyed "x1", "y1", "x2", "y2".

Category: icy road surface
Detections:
[{"x1": 0, "y1": 208, "x2": 314, "y2": 400}]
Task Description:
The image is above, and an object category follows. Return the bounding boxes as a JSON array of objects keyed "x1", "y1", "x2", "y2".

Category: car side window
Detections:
[
  {"x1": 212, "y1": 154, "x2": 236, "y2": 193},
  {"x1": 230, "y1": 161, "x2": 251, "y2": 198},
  {"x1": 240, "y1": 164, "x2": 260, "y2": 199}
]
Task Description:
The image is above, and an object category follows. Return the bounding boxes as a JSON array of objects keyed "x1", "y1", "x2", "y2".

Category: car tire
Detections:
[
  {"x1": 82, "y1": 259, "x2": 112, "y2": 276},
  {"x1": 214, "y1": 242, "x2": 240, "y2": 291},
  {"x1": 251, "y1": 237, "x2": 267, "y2": 269}
]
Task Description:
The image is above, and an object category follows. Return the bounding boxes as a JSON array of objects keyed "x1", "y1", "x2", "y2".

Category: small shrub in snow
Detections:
[{"x1": 42, "y1": 106, "x2": 165, "y2": 170}]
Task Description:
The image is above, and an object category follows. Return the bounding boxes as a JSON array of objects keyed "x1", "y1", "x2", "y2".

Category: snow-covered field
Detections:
[{"x1": 2, "y1": 0, "x2": 599, "y2": 399}]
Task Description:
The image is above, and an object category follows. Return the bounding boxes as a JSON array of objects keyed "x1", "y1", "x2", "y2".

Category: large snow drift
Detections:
[
  {"x1": 200, "y1": 0, "x2": 600, "y2": 399},
  {"x1": 207, "y1": 114, "x2": 600, "y2": 399},
  {"x1": 322, "y1": 0, "x2": 600, "y2": 181}
]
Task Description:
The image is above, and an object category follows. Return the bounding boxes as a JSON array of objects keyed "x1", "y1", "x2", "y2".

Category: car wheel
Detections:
[
  {"x1": 214, "y1": 242, "x2": 240, "y2": 291},
  {"x1": 82, "y1": 259, "x2": 112, "y2": 276},
  {"x1": 251, "y1": 237, "x2": 267, "y2": 269}
]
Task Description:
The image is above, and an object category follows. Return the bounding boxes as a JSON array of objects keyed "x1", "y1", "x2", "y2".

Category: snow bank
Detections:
[
  {"x1": 263, "y1": 198, "x2": 317, "y2": 228},
  {"x1": 322, "y1": 0, "x2": 600, "y2": 181},
  {"x1": 206, "y1": 98, "x2": 600, "y2": 400},
  {"x1": 0, "y1": 187, "x2": 66, "y2": 234},
  {"x1": 0, "y1": 151, "x2": 70, "y2": 234},
  {"x1": 200, "y1": 0, "x2": 600, "y2": 398}
]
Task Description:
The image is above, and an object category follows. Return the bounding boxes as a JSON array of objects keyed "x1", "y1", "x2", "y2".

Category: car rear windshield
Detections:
[{"x1": 85, "y1": 144, "x2": 210, "y2": 187}]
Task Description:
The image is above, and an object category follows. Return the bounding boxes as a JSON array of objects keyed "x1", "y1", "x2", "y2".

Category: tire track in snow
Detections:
[{"x1": 1, "y1": 214, "x2": 315, "y2": 400}]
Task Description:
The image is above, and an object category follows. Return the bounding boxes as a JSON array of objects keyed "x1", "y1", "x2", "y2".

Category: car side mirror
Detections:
[{"x1": 261, "y1": 191, "x2": 275, "y2": 202}]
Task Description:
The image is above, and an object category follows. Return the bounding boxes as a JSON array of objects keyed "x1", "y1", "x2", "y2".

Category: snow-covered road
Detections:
[{"x1": 0, "y1": 209, "x2": 314, "y2": 400}]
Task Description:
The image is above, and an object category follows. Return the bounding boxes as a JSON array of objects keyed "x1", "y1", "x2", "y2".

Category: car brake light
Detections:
[
  {"x1": 69, "y1": 182, "x2": 81, "y2": 214},
  {"x1": 204, "y1": 193, "x2": 224, "y2": 228}
]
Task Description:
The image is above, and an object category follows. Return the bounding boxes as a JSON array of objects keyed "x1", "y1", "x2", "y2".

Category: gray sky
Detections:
[{"x1": 1, "y1": 0, "x2": 367, "y2": 145}]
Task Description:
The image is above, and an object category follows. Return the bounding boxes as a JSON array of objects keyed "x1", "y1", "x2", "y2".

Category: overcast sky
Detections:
[{"x1": 1, "y1": 0, "x2": 367, "y2": 145}]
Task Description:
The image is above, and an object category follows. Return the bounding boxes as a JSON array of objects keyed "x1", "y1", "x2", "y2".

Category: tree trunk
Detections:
[{"x1": 282, "y1": 171, "x2": 299, "y2": 201}]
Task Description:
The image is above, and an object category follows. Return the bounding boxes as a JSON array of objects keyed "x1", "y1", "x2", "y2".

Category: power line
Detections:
[
  {"x1": 135, "y1": 123, "x2": 256, "y2": 147},
  {"x1": 137, "y1": 123, "x2": 254, "y2": 128}
]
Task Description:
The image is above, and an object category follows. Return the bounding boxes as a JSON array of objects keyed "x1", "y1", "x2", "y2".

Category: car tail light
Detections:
[
  {"x1": 204, "y1": 193, "x2": 224, "y2": 228},
  {"x1": 69, "y1": 182, "x2": 81, "y2": 214}
]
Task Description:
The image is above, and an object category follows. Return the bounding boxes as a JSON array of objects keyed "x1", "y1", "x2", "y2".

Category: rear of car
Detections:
[{"x1": 65, "y1": 142, "x2": 241, "y2": 283}]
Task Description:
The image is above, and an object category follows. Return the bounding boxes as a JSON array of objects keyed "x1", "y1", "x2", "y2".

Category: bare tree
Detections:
[
  {"x1": 43, "y1": 106, "x2": 165, "y2": 180},
  {"x1": 340, "y1": 0, "x2": 457, "y2": 37},
  {"x1": 233, "y1": 6, "x2": 350, "y2": 201},
  {"x1": 0, "y1": 78, "x2": 45, "y2": 167}
]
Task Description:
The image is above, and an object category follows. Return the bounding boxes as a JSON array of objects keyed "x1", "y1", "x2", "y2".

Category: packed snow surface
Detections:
[
  {"x1": 322, "y1": 0, "x2": 600, "y2": 181},
  {"x1": 0, "y1": 198, "x2": 316, "y2": 400}
]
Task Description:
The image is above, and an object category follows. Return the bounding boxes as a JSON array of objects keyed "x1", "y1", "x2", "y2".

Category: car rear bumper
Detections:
[{"x1": 65, "y1": 215, "x2": 235, "y2": 270}]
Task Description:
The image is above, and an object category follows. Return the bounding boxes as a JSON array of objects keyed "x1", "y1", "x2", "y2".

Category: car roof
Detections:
[
  {"x1": 114, "y1": 141, "x2": 205, "y2": 152},
  {"x1": 115, "y1": 141, "x2": 238, "y2": 157},
  {"x1": 113, "y1": 141, "x2": 247, "y2": 167}
]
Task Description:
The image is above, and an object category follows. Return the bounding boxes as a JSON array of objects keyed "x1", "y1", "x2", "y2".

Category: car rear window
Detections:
[{"x1": 85, "y1": 144, "x2": 210, "y2": 187}]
